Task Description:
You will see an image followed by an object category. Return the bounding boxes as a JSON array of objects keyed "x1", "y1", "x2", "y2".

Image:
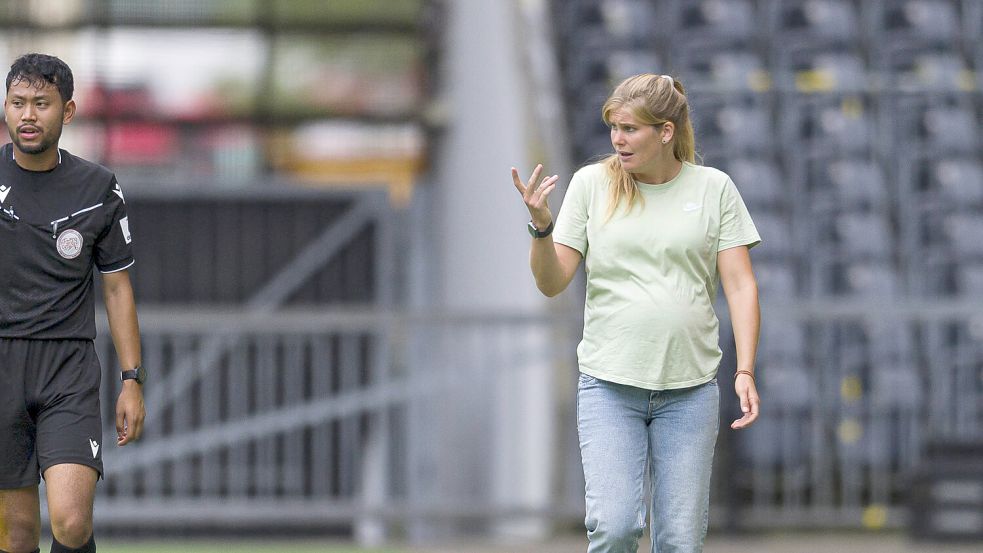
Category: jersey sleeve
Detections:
[
  {"x1": 551, "y1": 167, "x2": 591, "y2": 256},
  {"x1": 718, "y1": 177, "x2": 761, "y2": 251},
  {"x1": 94, "y1": 176, "x2": 135, "y2": 273}
]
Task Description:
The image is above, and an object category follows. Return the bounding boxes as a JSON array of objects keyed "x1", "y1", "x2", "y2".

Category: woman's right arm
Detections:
[{"x1": 512, "y1": 164, "x2": 583, "y2": 297}]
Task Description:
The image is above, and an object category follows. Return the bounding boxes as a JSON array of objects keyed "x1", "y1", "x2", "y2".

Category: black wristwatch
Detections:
[
  {"x1": 527, "y1": 220, "x2": 554, "y2": 238},
  {"x1": 121, "y1": 365, "x2": 147, "y2": 385}
]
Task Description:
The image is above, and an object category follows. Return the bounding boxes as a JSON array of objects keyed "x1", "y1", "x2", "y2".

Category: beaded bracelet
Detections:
[{"x1": 734, "y1": 370, "x2": 755, "y2": 381}]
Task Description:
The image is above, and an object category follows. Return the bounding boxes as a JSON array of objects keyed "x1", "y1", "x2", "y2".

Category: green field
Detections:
[{"x1": 63, "y1": 542, "x2": 400, "y2": 553}]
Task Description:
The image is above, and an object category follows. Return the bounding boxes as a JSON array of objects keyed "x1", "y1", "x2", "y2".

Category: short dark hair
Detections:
[{"x1": 6, "y1": 53, "x2": 74, "y2": 103}]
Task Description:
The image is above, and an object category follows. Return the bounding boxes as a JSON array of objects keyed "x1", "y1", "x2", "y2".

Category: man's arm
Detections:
[{"x1": 102, "y1": 269, "x2": 145, "y2": 445}]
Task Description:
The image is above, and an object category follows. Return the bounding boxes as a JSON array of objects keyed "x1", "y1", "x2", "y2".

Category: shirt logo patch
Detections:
[
  {"x1": 56, "y1": 229, "x2": 84, "y2": 259},
  {"x1": 683, "y1": 202, "x2": 702, "y2": 212},
  {"x1": 120, "y1": 216, "x2": 132, "y2": 244},
  {"x1": 0, "y1": 184, "x2": 10, "y2": 203},
  {"x1": 113, "y1": 182, "x2": 125, "y2": 203}
]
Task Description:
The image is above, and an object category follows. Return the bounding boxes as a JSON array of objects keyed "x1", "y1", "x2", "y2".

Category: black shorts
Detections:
[{"x1": 0, "y1": 338, "x2": 104, "y2": 489}]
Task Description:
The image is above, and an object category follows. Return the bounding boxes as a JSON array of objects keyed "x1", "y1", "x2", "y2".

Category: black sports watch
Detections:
[
  {"x1": 121, "y1": 365, "x2": 147, "y2": 385},
  {"x1": 527, "y1": 220, "x2": 554, "y2": 238}
]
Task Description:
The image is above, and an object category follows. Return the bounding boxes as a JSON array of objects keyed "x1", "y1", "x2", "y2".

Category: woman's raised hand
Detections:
[{"x1": 512, "y1": 164, "x2": 559, "y2": 229}]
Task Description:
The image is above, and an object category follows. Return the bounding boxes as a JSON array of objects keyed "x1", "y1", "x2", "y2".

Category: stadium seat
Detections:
[
  {"x1": 668, "y1": 0, "x2": 757, "y2": 48},
  {"x1": 772, "y1": 49, "x2": 869, "y2": 94},
  {"x1": 880, "y1": 47, "x2": 973, "y2": 92},
  {"x1": 758, "y1": 315, "x2": 808, "y2": 364},
  {"x1": 886, "y1": 94, "x2": 980, "y2": 154},
  {"x1": 671, "y1": 46, "x2": 772, "y2": 94},
  {"x1": 566, "y1": 43, "x2": 662, "y2": 94},
  {"x1": 931, "y1": 157, "x2": 983, "y2": 205},
  {"x1": 750, "y1": 212, "x2": 793, "y2": 259},
  {"x1": 944, "y1": 214, "x2": 983, "y2": 257},
  {"x1": 739, "y1": 367, "x2": 812, "y2": 467},
  {"x1": 809, "y1": 158, "x2": 888, "y2": 212},
  {"x1": 721, "y1": 157, "x2": 786, "y2": 211},
  {"x1": 869, "y1": 0, "x2": 961, "y2": 46},
  {"x1": 765, "y1": 0, "x2": 861, "y2": 46},
  {"x1": 687, "y1": 92, "x2": 775, "y2": 156},
  {"x1": 779, "y1": 94, "x2": 876, "y2": 156},
  {"x1": 848, "y1": 261, "x2": 901, "y2": 295},
  {"x1": 755, "y1": 260, "x2": 799, "y2": 299}
]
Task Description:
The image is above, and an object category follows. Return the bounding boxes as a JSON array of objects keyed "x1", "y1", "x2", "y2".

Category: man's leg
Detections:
[
  {"x1": 42, "y1": 464, "x2": 97, "y2": 552},
  {"x1": 0, "y1": 485, "x2": 41, "y2": 553}
]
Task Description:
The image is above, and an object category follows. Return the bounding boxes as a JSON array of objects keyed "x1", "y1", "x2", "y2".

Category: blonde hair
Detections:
[{"x1": 600, "y1": 74, "x2": 697, "y2": 219}]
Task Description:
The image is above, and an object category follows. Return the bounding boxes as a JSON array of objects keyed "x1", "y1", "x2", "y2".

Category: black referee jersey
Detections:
[{"x1": 0, "y1": 143, "x2": 134, "y2": 340}]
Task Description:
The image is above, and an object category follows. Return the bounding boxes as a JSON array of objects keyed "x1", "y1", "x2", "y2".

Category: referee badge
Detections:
[{"x1": 56, "y1": 229, "x2": 84, "y2": 259}]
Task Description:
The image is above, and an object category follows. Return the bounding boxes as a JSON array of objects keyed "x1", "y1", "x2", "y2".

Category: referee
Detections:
[{"x1": 0, "y1": 54, "x2": 145, "y2": 553}]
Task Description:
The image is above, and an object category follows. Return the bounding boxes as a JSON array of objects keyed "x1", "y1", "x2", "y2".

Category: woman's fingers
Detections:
[
  {"x1": 525, "y1": 164, "x2": 543, "y2": 197},
  {"x1": 511, "y1": 167, "x2": 526, "y2": 194},
  {"x1": 512, "y1": 166, "x2": 558, "y2": 220},
  {"x1": 531, "y1": 174, "x2": 559, "y2": 205}
]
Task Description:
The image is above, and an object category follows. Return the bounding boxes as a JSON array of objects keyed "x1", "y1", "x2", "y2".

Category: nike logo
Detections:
[
  {"x1": 0, "y1": 185, "x2": 10, "y2": 203},
  {"x1": 683, "y1": 202, "x2": 702, "y2": 212},
  {"x1": 89, "y1": 438, "x2": 100, "y2": 458}
]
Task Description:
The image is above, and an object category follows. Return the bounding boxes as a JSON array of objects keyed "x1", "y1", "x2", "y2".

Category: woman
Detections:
[{"x1": 511, "y1": 74, "x2": 761, "y2": 552}]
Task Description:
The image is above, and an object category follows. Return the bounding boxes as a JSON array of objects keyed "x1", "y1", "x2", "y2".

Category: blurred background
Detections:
[{"x1": 2, "y1": 0, "x2": 982, "y2": 551}]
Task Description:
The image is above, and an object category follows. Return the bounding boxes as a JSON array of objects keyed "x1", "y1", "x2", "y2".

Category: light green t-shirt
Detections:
[{"x1": 553, "y1": 161, "x2": 761, "y2": 390}]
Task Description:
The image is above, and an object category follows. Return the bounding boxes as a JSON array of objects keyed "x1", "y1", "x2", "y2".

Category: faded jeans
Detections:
[{"x1": 577, "y1": 373, "x2": 719, "y2": 553}]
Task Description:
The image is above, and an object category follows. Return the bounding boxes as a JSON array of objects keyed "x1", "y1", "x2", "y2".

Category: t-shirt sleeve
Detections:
[
  {"x1": 94, "y1": 176, "x2": 135, "y2": 273},
  {"x1": 551, "y1": 168, "x2": 591, "y2": 256},
  {"x1": 718, "y1": 177, "x2": 761, "y2": 251}
]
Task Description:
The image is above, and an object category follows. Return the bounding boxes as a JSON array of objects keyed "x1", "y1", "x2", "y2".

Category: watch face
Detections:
[
  {"x1": 527, "y1": 220, "x2": 553, "y2": 238},
  {"x1": 136, "y1": 365, "x2": 148, "y2": 384}
]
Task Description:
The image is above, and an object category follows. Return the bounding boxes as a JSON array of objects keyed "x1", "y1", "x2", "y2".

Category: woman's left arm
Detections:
[{"x1": 718, "y1": 245, "x2": 760, "y2": 430}]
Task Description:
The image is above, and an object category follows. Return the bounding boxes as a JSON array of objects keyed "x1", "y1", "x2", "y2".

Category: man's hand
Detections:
[{"x1": 116, "y1": 380, "x2": 145, "y2": 445}]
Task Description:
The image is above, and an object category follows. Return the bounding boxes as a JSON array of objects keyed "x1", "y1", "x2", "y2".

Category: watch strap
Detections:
[{"x1": 528, "y1": 220, "x2": 554, "y2": 238}]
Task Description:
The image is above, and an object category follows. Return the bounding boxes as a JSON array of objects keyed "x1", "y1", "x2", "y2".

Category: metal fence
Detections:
[{"x1": 84, "y1": 301, "x2": 983, "y2": 540}]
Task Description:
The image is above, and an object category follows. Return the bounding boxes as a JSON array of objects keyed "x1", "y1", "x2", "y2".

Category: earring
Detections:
[{"x1": 662, "y1": 139, "x2": 668, "y2": 144}]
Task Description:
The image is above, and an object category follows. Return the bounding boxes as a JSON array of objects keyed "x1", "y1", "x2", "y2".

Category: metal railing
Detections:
[{"x1": 86, "y1": 301, "x2": 983, "y2": 540}]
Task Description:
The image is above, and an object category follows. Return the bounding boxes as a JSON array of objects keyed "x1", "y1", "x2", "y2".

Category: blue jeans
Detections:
[{"x1": 577, "y1": 373, "x2": 719, "y2": 553}]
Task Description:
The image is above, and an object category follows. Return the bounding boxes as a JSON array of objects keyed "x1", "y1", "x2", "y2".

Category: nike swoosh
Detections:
[{"x1": 683, "y1": 203, "x2": 702, "y2": 212}]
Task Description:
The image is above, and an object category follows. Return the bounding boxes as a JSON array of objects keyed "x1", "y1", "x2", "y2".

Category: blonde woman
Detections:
[{"x1": 512, "y1": 74, "x2": 761, "y2": 552}]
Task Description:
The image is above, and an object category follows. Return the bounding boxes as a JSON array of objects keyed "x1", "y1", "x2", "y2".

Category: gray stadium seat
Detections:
[
  {"x1": 670, "y1": 0, "x2": 756, "y2": 47},
  {"x1": 810, "y1": 158, "x2": 888, "y2": 212},
  {"x1": 871, "y1": 0, "x2": 961, "y2": 46},
  {"x1": 933, "y1": 158, "x2": 983, "y2": 205},
  {"x1": 887, "y1": 94, "x2": 980, "y2": 155},
  {"x1": 724, "y1": 157, "x2": 786, "y2": 210},
  {"x1": 766, "y1": 0, "x2": 861, "y2": 45},
  {"x1": 944, "y1": 214, "x2": 983, "y2": 257},
  {"x1": 779, "y1": 94, "x2": 876, "y2": 156},
  {"x1": 755, "y1": 260, "x2": 799, "y2": 299},
  {"x1": 840, "y1": 260, "x2": 901, "y2": 297},
  {"x1": 773, "y1": 50, "x2": 869, "y2": 94},
  {"x1": 751, "y1": 212, "x2": 793, "y2": 259},
  {"x1": 673, "y1": 47, "x2": 771, "y2": 94},
  {"x1": 758, "y1": 315, "x2": 808, "y2": 363},
  {"x1": 956, "y1": 263, "x2": 983, "y2": 296},
  {"x1": 883, "y1": 48, "x2": 972, "y2": 92},
  {"x1": 687, "y1": 93, "x2": 775, "y2": 155},
  {"x1": 834, "y1": 213, "x2": 893, "y2": 258}
]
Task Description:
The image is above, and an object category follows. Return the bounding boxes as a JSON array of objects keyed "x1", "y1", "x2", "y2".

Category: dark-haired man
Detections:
[{"x1": 0, "y1": 53, "x2": 146, "y2": 553}]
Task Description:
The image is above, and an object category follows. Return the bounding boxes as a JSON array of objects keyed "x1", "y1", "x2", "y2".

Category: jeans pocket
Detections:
[{"x1": 578, "y1": 372, "x2": 598, "y2": 387}]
